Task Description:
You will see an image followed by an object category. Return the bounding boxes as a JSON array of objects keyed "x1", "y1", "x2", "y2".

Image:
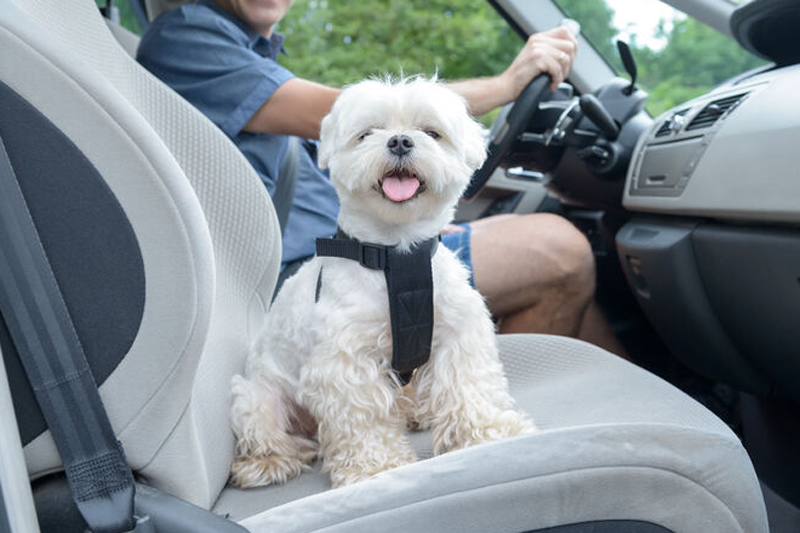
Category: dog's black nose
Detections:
[{"x1": 387, "y1": 134, "x2": 414, "y2": 156}]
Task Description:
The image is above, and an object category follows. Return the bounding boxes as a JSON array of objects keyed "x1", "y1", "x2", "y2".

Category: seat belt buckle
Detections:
[{"x1": 359, "y1": 243, "x2": 387, "y2": 270}]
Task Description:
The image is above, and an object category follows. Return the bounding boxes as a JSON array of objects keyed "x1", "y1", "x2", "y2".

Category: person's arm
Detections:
[
  {"x1": 243, "y1": 78, "x2": 341, "y2": 139},
  {"x1": 242, "y1": 26, "x2": 577, "y2": 138},
  {"x1": 447, "y1": 26, "x2": 578, "y2": 117}
]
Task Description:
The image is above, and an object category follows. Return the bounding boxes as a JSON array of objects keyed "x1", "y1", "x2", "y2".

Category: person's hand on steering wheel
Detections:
[
  {"x1": 462, "y1": 26, "x2": 579, "y2": 199},
  {"x1": 501, "y1": 26, "x2": 578, "y2": 99}
]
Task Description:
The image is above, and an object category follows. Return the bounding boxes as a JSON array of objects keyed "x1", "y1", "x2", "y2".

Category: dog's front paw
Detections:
[
  {"x1": 328, "y1": 452, "x2": 416, "y2": 488},
  {"x1": 472, "y1": 409, "x2": 535, "y2": 444},
  {"x1": 231, "y1": 437, "x2": 318, "y2": 488},
  {"x1": 434, "y1": 410, "x2": 534, "y2": 454}
]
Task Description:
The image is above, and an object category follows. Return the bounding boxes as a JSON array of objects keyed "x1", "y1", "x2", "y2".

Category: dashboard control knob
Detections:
[
  {"x1": 706, "y1": 103, "x2": 724, "y2": 117},
  {"x1": 578, "y1": 145, "x2": 610, "y2": 161},
  {"x1": 670, "y1": 114, "x2": 686, "y2": 133}
]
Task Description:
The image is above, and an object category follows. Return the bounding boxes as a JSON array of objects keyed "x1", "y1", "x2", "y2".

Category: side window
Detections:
[
  {"x1": 95, "y1": 0, "x2": 144, "y2": 36},
  {"x1": 276, "y1": 0, "x2": 523, "y2": 125},
  {"x1": 553, "y1": 0, "x2": 766, "y2": 115}
]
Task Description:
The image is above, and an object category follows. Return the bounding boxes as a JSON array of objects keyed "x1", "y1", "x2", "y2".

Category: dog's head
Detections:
[{"x1": 318, "y1": 78, "x2": 487, "y2": 247}]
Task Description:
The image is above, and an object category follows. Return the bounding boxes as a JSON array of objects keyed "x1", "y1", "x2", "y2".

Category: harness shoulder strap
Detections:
[
  {"x1": 0, "y1": 136, "x2": 135, "y2": 533},
  {"x1": 384, "y1": 239, "x2": 437, "y2": 382}
]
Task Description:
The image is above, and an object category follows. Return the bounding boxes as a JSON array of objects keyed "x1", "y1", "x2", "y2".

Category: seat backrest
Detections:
[
  {"x1": 143, "y1": 0, "x2": 187, "y2": 21},
  {"x1": 105, "y1": 17, "x2": 140, "y2": 57},
  {"x1": 0, "y1": 0, "x2": 281, "y2": 507}
]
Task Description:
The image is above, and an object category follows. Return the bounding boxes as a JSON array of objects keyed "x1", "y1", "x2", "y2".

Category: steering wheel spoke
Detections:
[{"x1": 463, "y1": 74, "x2": 552, "y2": 199}]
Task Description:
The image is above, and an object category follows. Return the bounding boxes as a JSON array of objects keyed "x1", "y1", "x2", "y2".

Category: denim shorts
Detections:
[{"x1": 441, "y1": 222, "x2": 475, "y2": 288}]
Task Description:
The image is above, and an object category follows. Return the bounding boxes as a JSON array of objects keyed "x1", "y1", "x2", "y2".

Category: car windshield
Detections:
[{"x1": 553, "y1": 0, "x2": 767, "y2": 115}]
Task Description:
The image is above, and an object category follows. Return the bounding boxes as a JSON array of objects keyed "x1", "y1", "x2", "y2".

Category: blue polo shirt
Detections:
[{"x1": 137, "y1": 0, "x2": 339, "y2": 266}]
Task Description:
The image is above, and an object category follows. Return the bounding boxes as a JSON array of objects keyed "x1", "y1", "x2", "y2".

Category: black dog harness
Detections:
[{"x1": 316, "y1": 229, "x2": 439, "y2": 384}]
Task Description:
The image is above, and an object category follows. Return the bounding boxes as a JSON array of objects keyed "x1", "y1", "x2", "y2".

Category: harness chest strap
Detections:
[{"x1": 315, "y1": 230, "x2": 439, "y2": 383}]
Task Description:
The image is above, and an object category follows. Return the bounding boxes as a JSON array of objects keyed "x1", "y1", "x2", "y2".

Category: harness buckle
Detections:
[{"x1": 359, "y1": 243, "x2": 387, "y2": 270}]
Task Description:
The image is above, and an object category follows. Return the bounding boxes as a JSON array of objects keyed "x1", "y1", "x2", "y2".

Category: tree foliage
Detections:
[
  {"x1": 555, "y1": 0, "x2": 765, "y2": 115},
  {"x1": 113, "y1": 0, "x2": 766, "y2": 120},
  {"x1": 635, "y1": 17, "x2": 765, "y2": 115},
  {"x1": 276, "y1": 0, "x2": 764, "y2": 118},
  {"x1": 277, "y1": 0, "x2": 522, "y2": 89},
  {"x1": 96, "y1": 0, "x2": 142, "y2": 35},
  {"x1": 554, "y1": 0, "x2": 622, "y2": 72}
]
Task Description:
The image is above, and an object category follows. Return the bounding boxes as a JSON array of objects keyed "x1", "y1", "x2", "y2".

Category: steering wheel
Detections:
[{"x1": 462, "y1": 74, "x2": 552, "y2": 200}]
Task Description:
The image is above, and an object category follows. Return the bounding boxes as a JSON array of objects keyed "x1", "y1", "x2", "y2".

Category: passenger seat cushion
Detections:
[{"x1": 214, "y1": 335, "x2": 767, "y2": 533}]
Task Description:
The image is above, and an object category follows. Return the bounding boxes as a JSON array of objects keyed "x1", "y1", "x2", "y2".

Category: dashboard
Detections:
[
  {"x1": 614, "y1": 61, "x2": 800, "y2": 408},
  {"x1": 624, "y1": 63, "x2": 800, "y2": 223}
]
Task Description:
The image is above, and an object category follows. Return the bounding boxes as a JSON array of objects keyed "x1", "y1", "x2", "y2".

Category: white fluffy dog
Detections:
[{"x1": 230, "y1": 78, "x2": 532, "y2": 488}]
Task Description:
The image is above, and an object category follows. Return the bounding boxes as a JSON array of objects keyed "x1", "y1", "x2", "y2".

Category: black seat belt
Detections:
[
  {"x1": 0, "y1": 135, "x2": 135, "y2": 533},
  {"x1": 316, "y1": 229, "x2": 439, "y2": 384},
  {"x1": 272, "y1": 136, "x2": 301, "y2": 235}
]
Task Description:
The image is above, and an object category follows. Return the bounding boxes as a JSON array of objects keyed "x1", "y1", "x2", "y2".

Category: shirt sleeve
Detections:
[{"x1": 137, "y1": 9, "x2": 294, "y2": 138}]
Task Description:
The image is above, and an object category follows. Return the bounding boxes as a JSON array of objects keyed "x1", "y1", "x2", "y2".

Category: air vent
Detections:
[
  {"x1": 655, "y1": 121, "x2": 673, "y2": 137},
  {"x1": 655, "y1": 109, "x2": 689, "y2": 137},
  {"x1": 686, "y1": 93, "x2": 747, "y2": 131}
]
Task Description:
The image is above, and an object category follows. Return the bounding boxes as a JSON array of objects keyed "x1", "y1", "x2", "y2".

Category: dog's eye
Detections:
[
  {"x1": 424, "y1": 130, "x2": 441, "y2": 140},
  {"x1": 357, "y1": 130, "x2": 373, "y2": 142}
]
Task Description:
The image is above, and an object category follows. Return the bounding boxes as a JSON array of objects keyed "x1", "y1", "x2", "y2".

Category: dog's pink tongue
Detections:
[{"x1": 382, "y1": 176, "x2": 420, "y2": 202}]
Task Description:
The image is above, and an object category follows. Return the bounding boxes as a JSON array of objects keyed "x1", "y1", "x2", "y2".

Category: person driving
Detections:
[{"x1": 137, "y1": 0, "x2": 624, "y2": 354}]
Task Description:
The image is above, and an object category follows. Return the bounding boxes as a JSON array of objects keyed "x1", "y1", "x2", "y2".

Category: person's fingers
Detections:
[
  {"x1": 503, "y1": 29, "x2": 578, "y2": 100},
  {"x1": 544, "y1": 54, "x2": 567, "y2": 90},
  {"x1": 528, "y1": 43, "x2": 569, "y2": 89},
  {"x1": 529, "y1": 34, "x2": 577, "y2": 62},
  {"x1": 538, "y1": 26, "x2": 579, "y2": 49},
  {"x1": 524, "y1": 33, "x2": 577, "y2": 74}
]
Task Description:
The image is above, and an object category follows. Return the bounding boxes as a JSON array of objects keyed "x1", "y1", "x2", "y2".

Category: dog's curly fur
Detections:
[{"x1": 230, "y1": 78, "x2": 533, "y2": 488}]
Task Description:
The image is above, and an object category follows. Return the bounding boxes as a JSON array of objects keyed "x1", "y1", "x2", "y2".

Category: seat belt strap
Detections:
[
  {"x1": 272, "y1": 136, "x2": 301, "y2": 236},
  {"x1": 316, "y1": 230, "x2": 438, "y2": 384},
  {"x1": 0, "y1": 136, "x2": 135, "y2": 533}
]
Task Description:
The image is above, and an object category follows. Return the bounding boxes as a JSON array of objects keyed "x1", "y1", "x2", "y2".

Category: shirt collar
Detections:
[{"x1": 196, "y1": 0, "x2": 288, "y2": 60}]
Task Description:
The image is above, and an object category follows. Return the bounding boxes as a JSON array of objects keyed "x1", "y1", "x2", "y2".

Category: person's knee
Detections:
[
  {"x1": 470, "y1": 213, "x2": 595, "y2": 316},
  {"x1": 521, "y1": 213, "x2": 595, "y2": 302}
]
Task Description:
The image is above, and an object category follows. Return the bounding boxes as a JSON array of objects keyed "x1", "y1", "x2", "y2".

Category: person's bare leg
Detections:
[
  {"x1": 467, "y1": 213, "x2": 626, "y2": 357},
  {"x1": 469, "y1": 213, "x2": 594, "y2": 336},
  {"x1": 577, "y1": 301, "x2": 629, "y2": 358}
]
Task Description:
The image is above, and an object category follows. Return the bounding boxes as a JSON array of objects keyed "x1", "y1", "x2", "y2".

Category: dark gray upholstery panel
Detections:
[
  {"x1": 0, "y1": 80, "x2": 145, "y2": 445},
  {"x1": 615, "y1": 219, "x2": 771, "y2": 394},
  {"x1": 693, "y1": 224, "x2": 800, "y2": 405}
]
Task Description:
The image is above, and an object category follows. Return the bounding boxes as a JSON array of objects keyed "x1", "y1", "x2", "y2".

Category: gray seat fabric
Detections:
[
  {"x1": 1, "y1": 0, "x2": 769, "y2": 531},
  {"x1": 1, "y1": 0, "x2": 280, "y2": 508},
  {"x1": 215, "y1": 335, "x2": 768, "y2": 533},
  {"x1": 104, "y1": 18, "x2": 139, "y2": 57}
]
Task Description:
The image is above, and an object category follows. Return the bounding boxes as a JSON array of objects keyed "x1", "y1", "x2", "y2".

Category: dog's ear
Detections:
[
  {"x1": 463, "y1": 117, "x2": 488, "y2": 171},
  {"x1": 317, "y1": 113, "x2": 336, "y2": 170}
]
